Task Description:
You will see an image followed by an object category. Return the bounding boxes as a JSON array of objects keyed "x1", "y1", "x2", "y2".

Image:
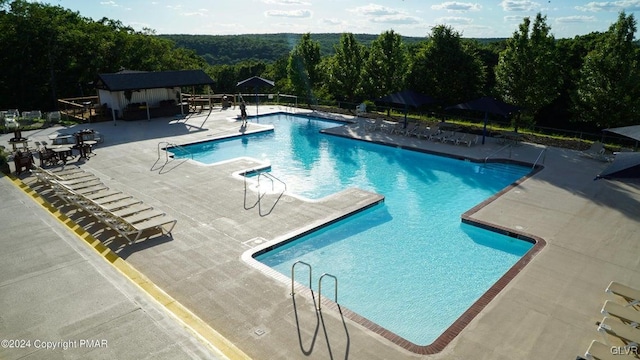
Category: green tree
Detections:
[
  {"x1": 362, "y1": 30, "x2": 406, "y2": 100},
  {"x1": 407, "y1": 25, "x2": 485, "y2": 104},
  {"x1": 495, "y1": 13, "x2": 561, "y2": 128},
  {"x1": 287, "y1": 33, "x2": 321, "y2": 103},
  {"x1": 326, "y1": 33, "x2": 365, "y2": 103},
  {"x1": 573, "y1": 12, "x2": 640, "y2": 128}
]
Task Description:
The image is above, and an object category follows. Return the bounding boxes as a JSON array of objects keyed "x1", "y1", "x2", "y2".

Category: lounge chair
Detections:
[
  {"x1": 400, "y1": 123, "x2": 418, "y2": 136},
  {"x1": 601, "y1": 300, "x2": 640, "y2": 327},
  {"x1": 584, "y1": 339, "x2": 637, "y2": 360},
  {"x1": 457, "y1": 134, "x2": 479, "y2": 147},
  {"x1": 385, "y1": 122, "x2": 403, "y2": 134},
  {"x1": 583, "y1": 142, "x2": 613, "y2": 162},
  {"x1": 417, "y1": 126, "x2": 440, "y2": 140},
  {"x1": 606, "y1": 282, "x2": 640, "y2": 308},
  {"x1": 364, "y1": 118, "x2": 383, "y2": 132},
  {"x1": 355, "y1": 103, "x2": 366, "y2": 115},
  {"x1": 597, "y1": 317, "x2": 640, "y2": 346},
  {"x1": 443, "y1": 132, "x2": 465, "y2": 144},
  {"x1": 408, "y1": 124, "x2": 427, "y2": 137},
  {"x1": 431, "y1": 130, "x2": 454, "y2": 142}
]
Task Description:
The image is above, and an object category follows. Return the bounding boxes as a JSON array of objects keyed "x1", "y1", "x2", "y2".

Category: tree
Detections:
[
  {"x1": 362, "y1": 30, "x2": 406, "y2": 100},
  {"x1": 495, "y1": 13, "x2": 561, "y2": 128},
  {"x1": 573, "y1": 12, "x2": 640, "y2": 128},
  {"x1": 326, "y1": 33, "x2": 365, "y2": 103},
  {"x1": 407, "y1": 25, "x2": 485, "y2": 104},
  {"x1": 287, "y1": 33, "x2": 321, "y2": 103}
]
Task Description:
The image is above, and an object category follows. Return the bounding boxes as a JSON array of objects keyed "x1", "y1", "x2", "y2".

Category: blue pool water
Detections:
[{"x1": 172, "y1": 113, "x2": 533, "y2": 345}]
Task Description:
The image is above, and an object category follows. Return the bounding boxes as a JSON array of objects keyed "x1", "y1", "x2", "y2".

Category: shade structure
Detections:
[
  {"x1": 236, "y1": 76, "x2": 275, "y2": 117},
  {"x1": 604, "y1": 125, "x2": 640, "y2": 142},
  {"x1": 375, "y1": 90, "x2": 438, "y2": 128},
  {"x1": 446, "y1": 96, "x2": 520, "y2": 145},
  {"x1": 596, "y1": 152, "x2": 640, "y2": 179}
]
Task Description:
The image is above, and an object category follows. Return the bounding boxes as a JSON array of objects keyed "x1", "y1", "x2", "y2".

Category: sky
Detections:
[{"x1": 38, "y1": 0, "x2": 640, "y2": 39}]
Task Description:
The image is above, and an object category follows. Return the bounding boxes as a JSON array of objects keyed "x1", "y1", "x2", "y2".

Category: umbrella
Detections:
[
  {"x1": 596, "y1": 152, "x2": 640, "y2": 180},
  {"x1": 376, "y1": 90, "x2": 437, "y2": 128},
  {"x1": 604, "y1": 125, "x2": 640, "y2": 147},
  {"x1": 236, "y1": 76, "x2": 275, "y2": 116},
  {"x1": 446, "y1": 96, "x2": 520, "y2": 145}
]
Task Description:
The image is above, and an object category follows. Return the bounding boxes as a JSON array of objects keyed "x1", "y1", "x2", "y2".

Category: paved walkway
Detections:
[{"x1": 2, "y1": 105, "x2": 640, "y2": 359}]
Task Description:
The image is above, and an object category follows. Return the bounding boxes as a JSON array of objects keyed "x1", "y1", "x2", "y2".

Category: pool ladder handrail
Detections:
[
  {"x1": 290, "y1": 262, "x2": 338, "y2": 310},
  {"x1": 157, "y1": 141, "x2": 193, "y2": 166},
  {"x1": 531, "y1": 147, "x2": 547, "y2": 170},
  {"x1": 243, "y1": 167, "x2": 287, "y2": 215},
  {"x1": 484, "y1": 143, "x2": 512, "y2": 163}
]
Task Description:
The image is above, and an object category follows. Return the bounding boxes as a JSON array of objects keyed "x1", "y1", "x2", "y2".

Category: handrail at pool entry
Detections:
[
  {"x1": 318, "y1": 273, "x2": 338, "y2": 310},
  {"x1": 157, "y1": 141, "x2": 193, "y2": 166},
  {"x1": 532, "y1": 147, "x2": 547, "y2": 170},
  {"x1": 484, "y1": 144, "x2": 512, "y2": 163},
  {"x1": 291, "y1": 261, "x2": 312, "y2": 296}
]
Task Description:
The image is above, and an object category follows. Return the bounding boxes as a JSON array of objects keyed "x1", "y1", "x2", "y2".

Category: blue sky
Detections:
[{"x1": 41, "y1": 0, "x2": 640, "y2": 38}]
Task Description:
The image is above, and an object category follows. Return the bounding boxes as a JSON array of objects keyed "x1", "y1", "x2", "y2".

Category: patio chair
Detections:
[
  {"x1": 400, "y1": 123, "x2": 418, "y2": 136},
  {"x1": 597, "y1": 317, "x2": 640, "y2": 346},
  {"x1": 582, "y1": 142, "x2": 613, "y2": 162},
  {"x1": 457, "y1": 134, "x2": 480, "y2": 147},
  {"x1": 601, "y1": 300, "x2": 640, "y2": 327},
  {"x1": 606, "y1": 281, "x2": 640, "y2": 308},
  {"x1": 584, "y1": 339, "x2": 636, "y2": 360},
  {"x1": 408, "y1": 124, "x2": 427, "y2": 137},
  {"x1": 443, "y1": 132, "x2": 465, "y2": 144},
  {"x1": 417, "y1": 126, "x2": 440, "y2": 140},
  {"x1": 431, "y1": 130, "x2": 455, "y2": 142},
  {"x1": 364, "y1": 118, "x2": 383, "y2": 132},
  {"x1": 355, "y1": 103, "x2": 366, "y2": 115}
]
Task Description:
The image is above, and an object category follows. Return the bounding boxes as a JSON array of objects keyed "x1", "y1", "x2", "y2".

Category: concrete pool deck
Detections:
[{"x1": 2, "y1": 106, "x2": 639, "y2": 359}]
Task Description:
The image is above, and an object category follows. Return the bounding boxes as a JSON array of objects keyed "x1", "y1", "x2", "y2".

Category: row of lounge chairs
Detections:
[
  {"x1": 363, "y1": 119, "x2": 479, "y2": 147},
  {"x1": 580, "y1": 281, "x2": 640, "y2": 360},
  {"x1": 31, "y1": 165, "x2": 176, "y2": 245}
]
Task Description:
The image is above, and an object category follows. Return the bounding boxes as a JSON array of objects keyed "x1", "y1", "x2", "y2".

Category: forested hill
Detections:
[{"x1": 158, "y1": 33, "x2": 506, "y2": 65}]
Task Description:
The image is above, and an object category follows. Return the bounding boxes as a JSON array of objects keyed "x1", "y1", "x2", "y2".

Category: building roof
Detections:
[{"x1": 96, "y1": 70, "x2": 215, "y2": 92}]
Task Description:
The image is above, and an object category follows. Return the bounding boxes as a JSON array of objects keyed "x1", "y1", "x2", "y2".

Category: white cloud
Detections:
[
  {"x1": 262, "y1": 0, "x2": 311, "y2": 4},
  {"x1": 182, "y1": 9, "x2": 209, "y2": 17},
  {"x1": 369, "y1": 14, "x2": 421, "y2": 24},
  {"x1": 500, "y1": 0, "x2": 540, "y2": 12},
  {"x1": 350, "y1": 4, "x2": 402, "y2": 16},
  {"x1": 504, "y1": 15, "x2": 526, "y2": 22},
  {"x1": 265, "y1": 9, "x2": 312, "y2": 18},
  {"x1": 322, "y1": 18, "x2": 343, "y2": 25},
  {"x1": 100, "y1": 1, "x2": 120, "y2": 7},
  {"x1": 431, "y1": 2, "x2": 481, "y2": 12},
  {"x1": 576, "y1": 0, "x2": 640, "y2": 12},
  {"x1": 556, "y1": 15, "x2": 597, "y2": 23},
  {"x1": 435, "y1": 16, "x2": 474, "y2": 24}
]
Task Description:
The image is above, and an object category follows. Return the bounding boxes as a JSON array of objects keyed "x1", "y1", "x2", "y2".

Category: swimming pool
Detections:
[{"x1": 172, "y1": 113, "x2": 535, "y2": 349}]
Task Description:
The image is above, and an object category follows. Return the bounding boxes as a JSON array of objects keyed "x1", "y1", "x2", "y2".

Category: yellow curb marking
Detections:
[{"x1": 7, "y1": 174, "x2": 251, "y2": 360}]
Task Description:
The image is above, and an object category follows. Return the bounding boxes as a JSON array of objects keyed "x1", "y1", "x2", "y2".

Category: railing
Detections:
[
  {"x1": 157, "y1": 141, "x2": 193, "y2": 166},
  {"x1": 318, "y1": 273, "x2": 338, "y2": 311},
  {"x1": 243, "y1": 167, "x2": 287, "y2": 215},
  {"x1": 291, "y1": 261, "x2": 312, "y2": 296},
  {"x1": 484, "y1": 144, "x2": 512, "y2": 163},
  {"x1": 532, "y1": 147, "x2": 547, "y2": 170}
]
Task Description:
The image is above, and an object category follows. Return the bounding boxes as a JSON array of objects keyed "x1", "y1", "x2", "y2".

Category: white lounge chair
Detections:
[
  {"x1": 598, "y1": 317, "x2": 640, "y2": 346},
  {"x1": 584, "y1": 339, "x2": 637, "y2": 360},
  {"x1": 606, "y1": 281, "x2": 640, "y2": 308},
  {"x1": 457, "y1": 134, "x2": 479, "y2": 147},
  {"x1": 417, "y1": 126, "x2": 440, "y2": 140},
  {"x1": 356, "y1": 103, "x2": 366, "y2": 115},
  {"x1": 583, "y1": 142, "x2": 613, "y2": 162},
  {"x1": 364, "y1": 118, "x2": 383, "y2": 132},
  {"x1": 601, "y1": 300, "x2": 640, "y2": 327}
]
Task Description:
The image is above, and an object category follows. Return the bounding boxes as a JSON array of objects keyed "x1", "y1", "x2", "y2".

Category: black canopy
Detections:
[
  {"x1": 376, "y1": 90, "x2": 437, "y2": 128},
  {"x1": 596, "y1": 152, "x2": 640, "y2": 180},
  {"x1": 446, "y1": 97, "x2": 520, "y2": 145},
  {"x1": 604, "y1": 125, "x2": 640, "y2": 142},
  {"x1": 236, "y1": 76, "x2": 275, "y2": 116}
]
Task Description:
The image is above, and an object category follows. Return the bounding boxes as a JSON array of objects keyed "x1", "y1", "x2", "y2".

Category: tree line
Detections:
[{"x1": 1, "y1": 0, "x2": 638, "y2": 133}]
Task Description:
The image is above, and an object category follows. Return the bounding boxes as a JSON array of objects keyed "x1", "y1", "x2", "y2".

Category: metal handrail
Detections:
[
  {"x1": 258, "y1": 171, "x2": 287, "y2": 193},
  {"x1": 318, "y1": 273, "x2": 338, "y2": 310},
  {"x1": 157, "y1": 141, "x2": 193, "y2": 166},
  {"x1": 532, "y1": 147, "x2": 547, "y2": 170},
  {"x1": 484, "y1": 144, "x2": 512, "y2": 163},
  {"x1": 291, "y1": 261, "x2": 312, "y2": 296}
]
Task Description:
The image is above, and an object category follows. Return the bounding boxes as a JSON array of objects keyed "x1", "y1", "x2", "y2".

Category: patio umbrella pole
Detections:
[{"x1": 482, "y1": 112, "x2": 488, "y2": 145}]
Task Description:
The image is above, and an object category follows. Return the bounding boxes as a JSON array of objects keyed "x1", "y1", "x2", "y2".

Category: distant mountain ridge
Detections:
[{"x1": 157, "y1": 33, "x2": 507, "y2": 65}]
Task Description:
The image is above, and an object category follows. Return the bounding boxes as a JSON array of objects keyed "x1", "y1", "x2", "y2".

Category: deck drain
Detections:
[
  {"x1": 242, "y1": 237, "x2": 267, "y2": 247},
  {"x1": 254, "y1": 329, "x2": 265, "y2": 336}
]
